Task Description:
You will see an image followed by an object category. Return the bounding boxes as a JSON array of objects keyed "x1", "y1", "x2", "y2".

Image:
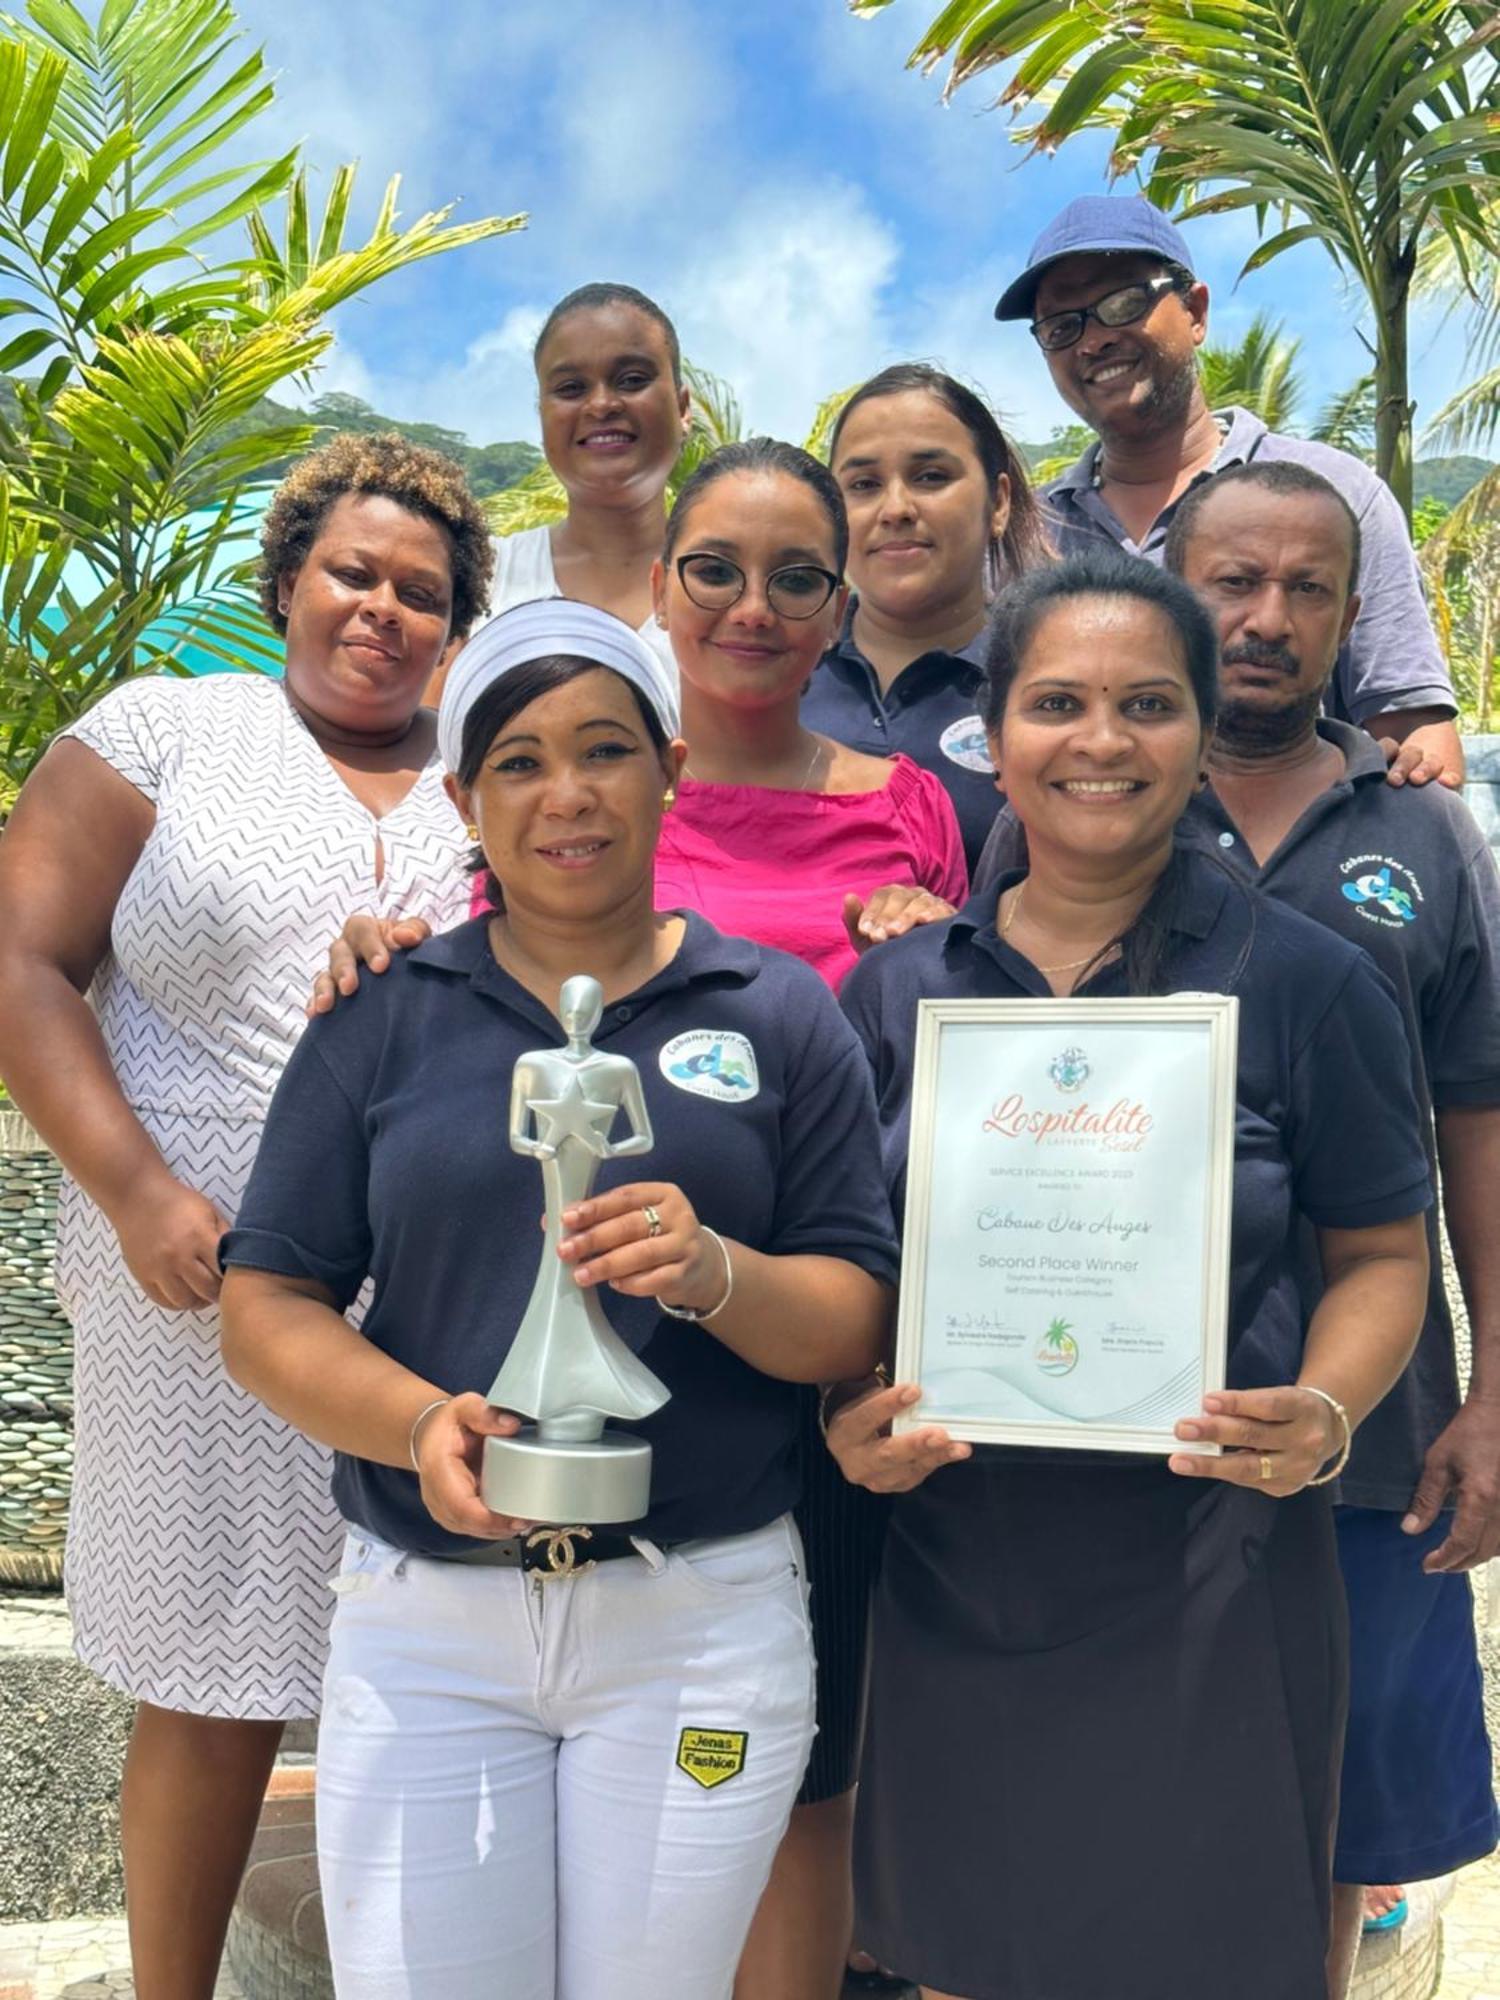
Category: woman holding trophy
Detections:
[{"x1": 219, "y1": 597, "x2": 899, "y2": 2000}]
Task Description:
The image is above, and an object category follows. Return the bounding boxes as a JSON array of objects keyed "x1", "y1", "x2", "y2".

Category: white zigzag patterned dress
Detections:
[{"x1": 55, "y1": 673, "x2": 473, "y2": 1718}]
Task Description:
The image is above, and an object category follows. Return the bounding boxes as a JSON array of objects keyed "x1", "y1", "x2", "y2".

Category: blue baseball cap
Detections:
[{"x1": 994, "y1": 195, "x2": 1195, "y2": 322}]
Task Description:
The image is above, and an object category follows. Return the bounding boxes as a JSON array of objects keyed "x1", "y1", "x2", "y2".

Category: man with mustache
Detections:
[
  {"x1": 1158, "y1": 460, "x2": 1500, "y2": 1995},
  {"x1": 994, "y1": 195, "x2": 1464, "y2": 790}
]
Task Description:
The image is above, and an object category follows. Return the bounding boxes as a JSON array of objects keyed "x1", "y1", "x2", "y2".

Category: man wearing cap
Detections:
[{"x1": 996, "y1": 194, "x2": 1464, "y2": 789}]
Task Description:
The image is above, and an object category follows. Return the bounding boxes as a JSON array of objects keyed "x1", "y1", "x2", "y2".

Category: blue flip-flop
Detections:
[{"x1": 1362, "y1": 1896, "x2": 1409, "y2": 1935}]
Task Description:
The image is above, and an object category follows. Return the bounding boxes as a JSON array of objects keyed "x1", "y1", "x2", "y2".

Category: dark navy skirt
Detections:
[
  {"x1": 793, "y1": 1386, "x2": 889, "y2": 1805},
  {"x1": 854, "y1": 1458, "x2": 1346, "y2": 1999}
]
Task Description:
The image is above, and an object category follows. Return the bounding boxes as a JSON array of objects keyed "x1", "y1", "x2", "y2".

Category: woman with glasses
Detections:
[
  {"x1": 805, "y1": 365, "x2": 1052, "y2": 873},
  {"x1": 653, "y1": 436, "x2": 967, "y2": 988},
  {"x1": 648, "y1": 438, "x2": 964, "y2": 1999}
]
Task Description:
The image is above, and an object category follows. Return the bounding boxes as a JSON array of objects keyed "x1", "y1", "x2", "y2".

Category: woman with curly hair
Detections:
[{"x1": 0, "y1": 432, "x2": 493, "y2": 2000}]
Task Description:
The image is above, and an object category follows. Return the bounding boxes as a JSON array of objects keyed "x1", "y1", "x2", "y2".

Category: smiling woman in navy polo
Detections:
[
  {"x1": 218, "y1": 600, "x2": 897, "y2": 2000},
  {"x1": 827, "y1": 553, "x2": 1430, "y2": 2000},
  {"x1": 803, "y1": 364, "x2": 1053, "y2": 871}
]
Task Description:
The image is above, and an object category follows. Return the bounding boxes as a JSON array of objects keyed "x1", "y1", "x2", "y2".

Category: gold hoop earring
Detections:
[
  {"x1": 662, "y1": 788, "x2": 676, "y2": 809},
  {"x1": 466, "y1": 823, "x2": 480, "y2": 841}
]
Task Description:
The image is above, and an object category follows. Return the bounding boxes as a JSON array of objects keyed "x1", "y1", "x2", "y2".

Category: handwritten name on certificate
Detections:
[{"x1": 895, "y1": 996, "x2": 1238, "y2": 1454}]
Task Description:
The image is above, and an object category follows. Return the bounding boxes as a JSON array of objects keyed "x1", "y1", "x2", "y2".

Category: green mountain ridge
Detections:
[{"x1": 209, "y1": 390, "x2": 542, "y2": 496}]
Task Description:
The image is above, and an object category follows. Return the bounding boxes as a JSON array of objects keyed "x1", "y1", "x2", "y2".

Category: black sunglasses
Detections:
[
  {"x1": 675, "y1": 552, "x2": 841, "y2": 620},
  {"x1": 1029, "y1": 274, "x2": 1186, "y2": 353}
]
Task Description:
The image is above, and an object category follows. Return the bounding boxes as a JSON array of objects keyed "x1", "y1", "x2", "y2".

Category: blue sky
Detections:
[{"x1": 231, "y1": 0, "x2": 1476, "y2": 455}]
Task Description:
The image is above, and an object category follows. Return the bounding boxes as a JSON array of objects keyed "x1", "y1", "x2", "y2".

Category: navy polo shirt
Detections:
[
  {"x1": 1178, "y1": 720, "x2": 1500, "y2": 1509},
  {"x1": 224, "y1": 913, "x2": 900, "y2": 1553},
  {"x1": 840, "y1": 846, "x2": 1431, "y2": 1457},
  {"x1": 802, "y1": 602, "x2": 1001, "y2": 872}
]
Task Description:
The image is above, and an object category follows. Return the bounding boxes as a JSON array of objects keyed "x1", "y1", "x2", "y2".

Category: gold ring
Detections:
[
  {"x1": 642, "y1": 1204, "x2": 663, "y2": 1240},
  {"x1": 1259, "y1": 1453, "x2": 1274, "y2": 1482}
]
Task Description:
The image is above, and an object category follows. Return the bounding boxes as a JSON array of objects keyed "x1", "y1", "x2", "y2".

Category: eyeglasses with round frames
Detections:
[
  {"x1": 674, "y1": 552, "x2": 841, "y2": 620},
  {"x1": 1029, "y1": 273, "x2": 1186, "y2": 354}
]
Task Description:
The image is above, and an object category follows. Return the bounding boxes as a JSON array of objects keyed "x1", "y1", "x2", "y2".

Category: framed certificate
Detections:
[{"x1": 894, "y1": 996, "x2": 1238, "y2": 1454}]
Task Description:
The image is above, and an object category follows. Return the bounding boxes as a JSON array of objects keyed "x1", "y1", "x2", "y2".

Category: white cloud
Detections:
[
  {"x1": 296, "y1": 338, "x2": 379, "y2": 410},
  {"x1": 331, "y1": 181, "x2": 904, "y2": 447},
  {"x1": 673, "y1": 182, "x2": 902, "y2": 437},
  {"x1": 551, "y1": 16, "x2": 727, "y2": 218},
  {"x1": 467, "y1": 305, "x2": 548, "y2": 368}
]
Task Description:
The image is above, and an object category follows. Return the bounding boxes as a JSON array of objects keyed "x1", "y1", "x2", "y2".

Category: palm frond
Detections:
[
  {"x1": 1311, "y1": 374, "x2": 1377, "y2": 459},
  {"x1": 803, "y1": 384, "x2": 859, "y2": 463},
  {"x1": 854, "y1": 0, "x2": 1500, "y2": 511},
  {"x1": 249, "y1": 167, "x2": 525, "y2": 321},
  {"x1": 481, "y1": 461, "x2": 568, "y2": 538},
  {"x1": 1198, "y1": 314, "x2": 1304, "y2": 431}
]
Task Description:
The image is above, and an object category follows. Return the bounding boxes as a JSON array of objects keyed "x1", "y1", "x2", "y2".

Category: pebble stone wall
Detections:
[{"x1": 0, "y1": 1115, "x2": 69, "y2": 1589}]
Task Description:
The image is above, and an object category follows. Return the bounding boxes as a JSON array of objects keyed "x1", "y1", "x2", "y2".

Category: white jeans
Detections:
[{"x1": 316, "y1": 1516, "x2": 816, "y2": 2000}]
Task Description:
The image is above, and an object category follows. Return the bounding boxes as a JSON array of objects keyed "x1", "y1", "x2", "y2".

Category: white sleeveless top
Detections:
[{"x1": 485, "y1": 526, "x2": 679, "y2": 688}]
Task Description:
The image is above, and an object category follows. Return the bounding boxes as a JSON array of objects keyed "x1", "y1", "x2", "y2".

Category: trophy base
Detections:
[{"x1": 482, "y1": 1428, "x2": 652, "y2": 1525}]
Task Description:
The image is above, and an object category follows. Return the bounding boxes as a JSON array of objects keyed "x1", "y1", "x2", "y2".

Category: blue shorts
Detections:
[{"x1": 1334, "y1": 1505, "x2": 1499, "y2": 1883}]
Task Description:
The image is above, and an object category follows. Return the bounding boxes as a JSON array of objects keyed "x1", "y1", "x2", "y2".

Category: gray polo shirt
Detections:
[
  {"x1": 1045, "y1": 407, "x2": 1456, "y2": 728},
  {"x1": 976, "y1": 720, "x2": 1500, "y2": 1509}
]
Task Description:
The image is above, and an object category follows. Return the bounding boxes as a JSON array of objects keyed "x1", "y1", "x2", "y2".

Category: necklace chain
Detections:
[
  {"x1": 1000, "y1": 882, "x2": 1118, "y2": 976},
  {"x1": 685, "y1": 734, "x2": 825, "y2": 792}
]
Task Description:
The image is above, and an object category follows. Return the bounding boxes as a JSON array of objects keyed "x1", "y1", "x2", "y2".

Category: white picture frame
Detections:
[{"x1": 894, "y1": 995, "x2": 1239, "y2": 1455}]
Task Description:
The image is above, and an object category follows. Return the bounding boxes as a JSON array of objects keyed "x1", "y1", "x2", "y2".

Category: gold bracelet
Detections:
[
  {"x1": 1301, "y1": 1384, "x2": 1351, "y2": 1487},
  {"x1": 408, "y1": 1396, "x2": 451, "y2": 1472}
]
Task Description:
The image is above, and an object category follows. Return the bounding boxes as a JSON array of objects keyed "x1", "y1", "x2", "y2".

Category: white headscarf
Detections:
[{"x1": 437, "y1": 597, "x2": 681, "y2": 773}]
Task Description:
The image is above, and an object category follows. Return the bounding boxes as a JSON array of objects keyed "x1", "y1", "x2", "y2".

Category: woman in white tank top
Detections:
[{"x1": 480, "y1": 281, "x2": 687, "y2": 686}]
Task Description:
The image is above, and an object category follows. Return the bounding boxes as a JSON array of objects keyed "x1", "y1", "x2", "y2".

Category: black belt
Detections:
[{"x1": 430, "y1": 1524, "x2": 671, "y2": 1580}]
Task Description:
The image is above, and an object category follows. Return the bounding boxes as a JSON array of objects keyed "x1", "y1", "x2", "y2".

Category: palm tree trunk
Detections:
[{"x1": 1373, "y1": 148, "x2": 1415, "y2": 523}]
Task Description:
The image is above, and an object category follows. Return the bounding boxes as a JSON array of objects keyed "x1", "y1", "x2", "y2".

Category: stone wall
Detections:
[
  {"x1": 1464, "y1": 735, "x2": 1500, "y2": 856},
  {"x1": 0, "y1": 1115, "x2": 69, "y2": 1587}
]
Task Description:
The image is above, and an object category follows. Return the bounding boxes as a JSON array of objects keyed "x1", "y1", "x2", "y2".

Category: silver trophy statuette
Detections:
[{"x1": 481, "y1": 975, "x2": 670, "y2": 1525}]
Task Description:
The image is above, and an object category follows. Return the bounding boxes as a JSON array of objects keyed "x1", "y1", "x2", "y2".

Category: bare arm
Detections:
[
  {"x1": 220, "y1": 1268, "x2": 529, "y2": 1538},
  {"x1": 0, "y1": 740, "x2": 227, "y2": 1306},
  {"x1": 1403, "y1": 1106, "x2": 1500, "y2": 1569},
  {"x1": 1170, "y1": 1214, "x2": 1428, "y2": 1493},
  {"x1": 558, "y1": 1180, "x2": 892, "y2": 1384}
]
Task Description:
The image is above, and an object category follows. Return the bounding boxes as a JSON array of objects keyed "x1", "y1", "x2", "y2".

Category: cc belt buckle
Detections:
[{"x1": 525, "y1": 1525, "x2": 596, "y2": 1579}]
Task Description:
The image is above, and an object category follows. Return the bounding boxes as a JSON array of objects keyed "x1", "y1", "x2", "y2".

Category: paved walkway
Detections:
[
  {"x1": 0, "y1": 1913, "x2": 241, "y2": 1998},
  {"x1": 1440, "y1": 1849, "x2": 1500, "y2": 1998},
  {"x1": 3, "y1": 1863, "x2": 1497, "y2": 1999},
  {"x1": 5, "y1": 1572, "x2": 1500, "y2": 1999}
]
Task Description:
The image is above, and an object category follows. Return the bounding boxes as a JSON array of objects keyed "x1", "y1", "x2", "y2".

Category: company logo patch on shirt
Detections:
[
  {"x1": 939, "y1": 714, "x2": 995, "y2": 774},
  {"x1": 677, "y1": 1727, "x2": 748, "y2": 1789},
  {"x1": 659, "y1": 1030, "x2": 760, "y2": 1102},
  {"x1": 1338, "y1": 853, "x2": 1421, "y2": 928}
]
